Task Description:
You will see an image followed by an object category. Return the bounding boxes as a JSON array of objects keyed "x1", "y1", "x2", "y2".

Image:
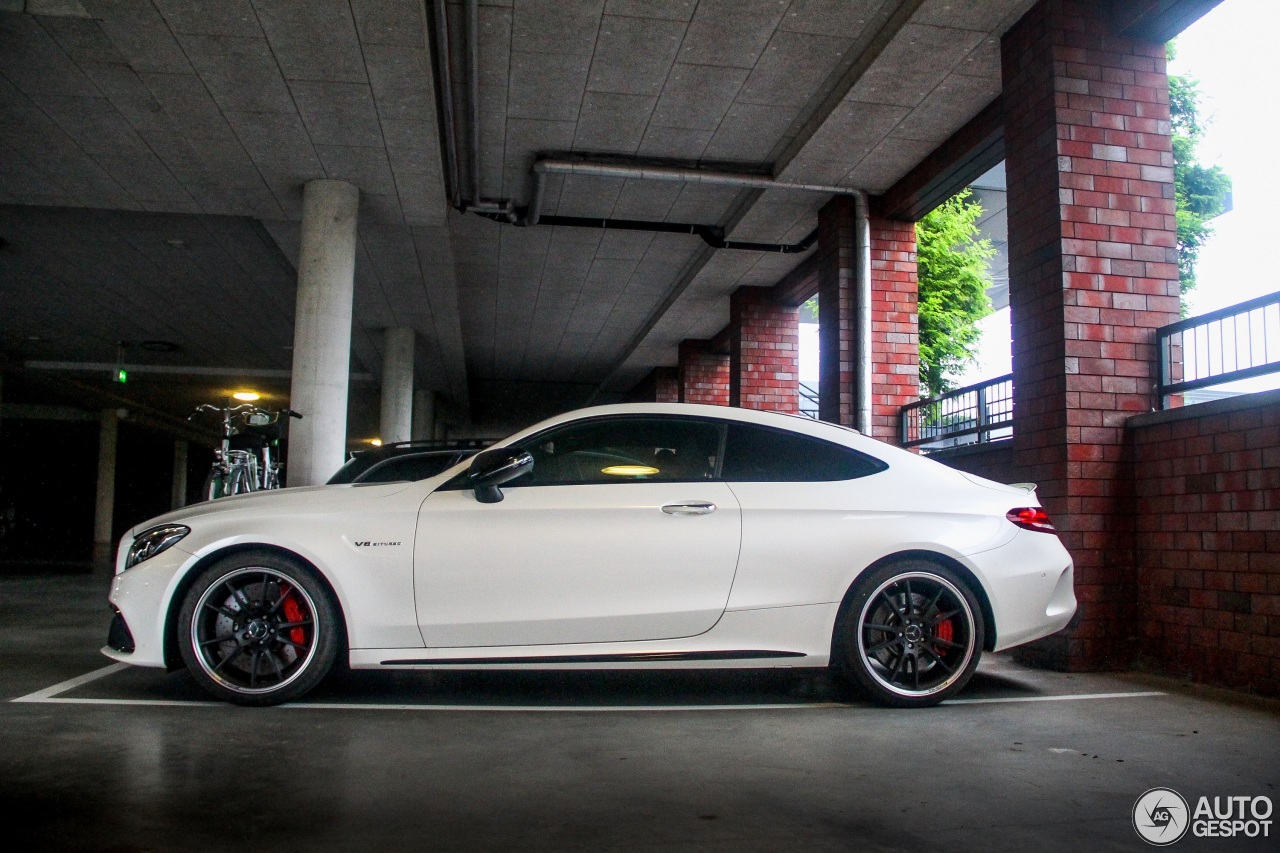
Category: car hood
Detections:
[{"x1": 126, "y1": 482, "x2": 414, "y2": 537}]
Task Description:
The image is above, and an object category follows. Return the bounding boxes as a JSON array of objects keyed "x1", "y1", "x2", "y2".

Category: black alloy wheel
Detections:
[
  {"x1": 178, "y1": 551, "x2": 340, "y2": 706},
  {"x1": 835, "y1": 561, "x2": 984, "y2": 707}
]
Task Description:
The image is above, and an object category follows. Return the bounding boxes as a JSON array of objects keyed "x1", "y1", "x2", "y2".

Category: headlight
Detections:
[{"x1": 125, "y1": 524, "x2": 190, "y2": 569}]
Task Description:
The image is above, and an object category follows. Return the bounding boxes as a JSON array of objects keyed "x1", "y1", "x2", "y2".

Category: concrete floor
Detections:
[{"x1": 1, "y1": 574, "x2": 1277, "y2": 852}]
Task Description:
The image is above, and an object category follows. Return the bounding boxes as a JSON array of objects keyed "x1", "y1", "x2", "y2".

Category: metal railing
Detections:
[
  {"x1": 900, "y1": 374, "x2": 1013, "y2": 450},
  {"x1": 1158, "y1": 290, "x2": 1280, "y2": 408},
  {"x1": 798, "y1": 381, "x2": 819, "y2": 419}
]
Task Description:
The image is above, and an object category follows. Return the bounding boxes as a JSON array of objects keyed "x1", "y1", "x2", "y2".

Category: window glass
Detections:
[
  {"x1": 511, "y1": 417, "x2": 724, "y2": 486},
  {"x1": 721, "y1": 422, "x2": 886, "y2": 482},
  {"x1": 354, "y1": 452, "x2": 468, "y2": 484}
]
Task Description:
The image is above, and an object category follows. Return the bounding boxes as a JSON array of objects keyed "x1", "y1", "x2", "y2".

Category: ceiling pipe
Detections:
[
  {"x1": 523, "y1": 214, "x2": 819, "y2": 254},
  {"x1": 465, "y1": 0, "x2": 481, "y2": 204},
  {"x1": 527, "y1": 157, "x2": 861, "y2": 227},
  {"x1": 433, "y1": 6, "x2": 876, "y2": 416},
  {"x1": 428, "y1": 0, "x2": 461, "y2": 210}
]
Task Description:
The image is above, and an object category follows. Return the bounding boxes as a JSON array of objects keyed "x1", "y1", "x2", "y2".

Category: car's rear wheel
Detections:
[
  {"x1": 177, "y1": 551, "x2": 340, "y2": 706},
  {"x1": 834, "y1": 560, "x2": 984, "y2": 708}
]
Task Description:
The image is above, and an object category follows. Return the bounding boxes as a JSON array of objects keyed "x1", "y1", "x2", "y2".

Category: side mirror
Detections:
[{"x1": 467, "y1": 448, "x2": 534, "y2": 503}]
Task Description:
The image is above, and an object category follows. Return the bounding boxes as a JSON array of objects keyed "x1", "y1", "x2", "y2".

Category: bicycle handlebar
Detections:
[{"x1": 189, "y1": 404, "x2": 304, "y2": 422}]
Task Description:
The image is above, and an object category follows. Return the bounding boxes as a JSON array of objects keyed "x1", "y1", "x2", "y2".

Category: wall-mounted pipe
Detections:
[{"x1": 853, "y1": 189, "x2": 872, "y2": 435}]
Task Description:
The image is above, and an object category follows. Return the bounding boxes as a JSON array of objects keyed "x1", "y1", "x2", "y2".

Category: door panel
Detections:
[{"x1": 414, "y1": 481, "x2": 741, "y2": 647}]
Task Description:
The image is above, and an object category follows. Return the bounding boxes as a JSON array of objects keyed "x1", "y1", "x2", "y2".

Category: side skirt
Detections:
[{"x1": 380, "y1": 650, "x2": 805, "y2": 666}]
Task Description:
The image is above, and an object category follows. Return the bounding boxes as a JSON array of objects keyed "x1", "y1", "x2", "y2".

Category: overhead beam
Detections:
[
  {"x1": 769, "y1": 253, "x2": 822, "y2": 308},
  {"x1": 874, "y1": 97, "x2": 1005, "y2": 222},
  {"x1": 1109, "y1": 0, "x2": 1226, "y2": 44},
  {"x1": 23, "y1": 361, "x2": 377, "y2": 382}
]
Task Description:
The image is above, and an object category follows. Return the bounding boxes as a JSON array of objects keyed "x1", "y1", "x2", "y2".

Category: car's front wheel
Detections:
[
  {"x1": 834, "y1": 560, "x2": 984, "y2": 708},
  {"x1": 177, "y1": 551, "x2": 340, "y2": 706}
]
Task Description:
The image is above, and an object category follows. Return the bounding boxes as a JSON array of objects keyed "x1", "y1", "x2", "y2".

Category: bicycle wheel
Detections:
[
  {"x1": 203, "y1": 471, "x2": 228, "y2": 501},
  {"x1": 227, "y1": 464, "x2": 254, "y2": 495}
]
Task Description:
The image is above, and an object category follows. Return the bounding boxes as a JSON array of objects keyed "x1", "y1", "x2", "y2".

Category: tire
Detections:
[
  {"x1": 177, "y1": 550, "x2": 341, "y2": 706},
  {"x1": 832, "y1": 559, "x2": 985, "y2": 708}
]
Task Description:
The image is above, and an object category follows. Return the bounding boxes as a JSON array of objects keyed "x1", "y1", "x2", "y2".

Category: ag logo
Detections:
[{"x1": 1134, "y1": 787, "x2": 1190, "y2": 845}]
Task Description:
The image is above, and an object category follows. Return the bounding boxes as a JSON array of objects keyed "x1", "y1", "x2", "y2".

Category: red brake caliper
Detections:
[
  {"x1": 281, "y1": 587, "x2": 307, "y2": 646},
  {"x1": 935, "y1": 619, "x2": 953, "y2": 656}
]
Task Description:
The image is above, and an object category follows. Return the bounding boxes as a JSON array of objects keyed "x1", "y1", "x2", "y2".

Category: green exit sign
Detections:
[{"x1": 114, "y1": 368, "x2": 127, "y2": 384}]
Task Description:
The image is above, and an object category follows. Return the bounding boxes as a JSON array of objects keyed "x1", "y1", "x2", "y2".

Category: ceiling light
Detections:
[{"x1": 232, "y1": 391, "x2": 260, "y2": 401}]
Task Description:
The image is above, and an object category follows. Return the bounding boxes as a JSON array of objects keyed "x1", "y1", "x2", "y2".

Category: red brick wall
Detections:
[
  {"x1": 870, "y1": 218, "x2": 919, "y2": 444},
  {"x1": 678, "y1": 340, "x2": 729, "y2": 406},
  {"x1": 1132, "y1": 395, "x2": 1280, "y2": 697},
  {"x1": 729, "y1": 287, "x2": 799, "y2": 413},
  {"x1": 625, "y1": 367, "x2": 679, "y2": 403},
  {"x1": 1002, "y1": 0, "x2": 1181, "y2": 670},
  {"x1": 815, "y1": 200, "x2": 919, "y2": 443},
  {"x1": 817, "y1": 197, "x2": 857, "y2": 427},
  {"x1": 931, "y1": 441, "x2": 1020, "y2": 486}
]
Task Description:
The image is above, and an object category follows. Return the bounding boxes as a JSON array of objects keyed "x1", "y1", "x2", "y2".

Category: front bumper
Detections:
[
  {"x1": 103, "y1": 542, "x2": 194, "y2": 668},
  {"x1": 106, "y1": 607, "x2": 135, "y2": 653}
]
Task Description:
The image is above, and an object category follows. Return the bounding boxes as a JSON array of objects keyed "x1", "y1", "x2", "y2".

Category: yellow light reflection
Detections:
[
  {"x1": 601, "y1": 465, "x2": 659, "y2": 477},
  {"x1": 370, "y1": 438, "x2": 383, "y2": 446},
  {"x1": 232, "y1": 391, "x2": 261, "y2": 401}
]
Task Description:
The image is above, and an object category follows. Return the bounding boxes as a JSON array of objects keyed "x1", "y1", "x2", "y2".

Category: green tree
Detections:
[
  {"x1": 1168, "y1": 43, "x2": 1231, "y2": 297},
  {"x1": 915, "y1": 188, "x2": 995, "y2": 397}
]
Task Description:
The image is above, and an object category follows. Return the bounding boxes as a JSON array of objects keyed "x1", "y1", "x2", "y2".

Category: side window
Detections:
[
  {"x1": 355, "y1": 453, "x2": 465, "y2": 483},
  {"x1": 511, "y1": 417, "x2": 724, "y2": 487},
  {"x1": 722, "y1": 423, "x2": 886, "y2": 482}
]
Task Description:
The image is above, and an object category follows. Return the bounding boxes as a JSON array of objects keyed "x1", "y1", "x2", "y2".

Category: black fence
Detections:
[
  {"x1": 900, "y1": 374, "x2": 1012, "y2": 450},
  {"x1": 1157, "y1": 290, "x2": 1280, "y2": 408},
  {"x1": 799, "y1": 381, "x2": 819, "y2": 419}
]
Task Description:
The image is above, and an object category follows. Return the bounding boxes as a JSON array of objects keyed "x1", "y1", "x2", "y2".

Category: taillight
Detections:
[{"x1": 1007, "y1": 507, "x2": 1055, "y2": 533}]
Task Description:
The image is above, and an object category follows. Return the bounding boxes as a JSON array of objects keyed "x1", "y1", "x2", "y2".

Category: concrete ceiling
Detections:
[{"x1": 0, "y1": 0, "x2": 1035, "y2": 429}]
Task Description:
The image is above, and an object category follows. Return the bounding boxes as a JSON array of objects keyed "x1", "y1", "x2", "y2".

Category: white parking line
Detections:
[
  {"x1": 944, "y1": 691, "x2": 1166, "y2": 705},
  {"x1": 10, "y1": 665, "x2": 1167, "y2": 711},
  {"x1": 10, "y1": 663, "x2": 129, "y2": 703}
]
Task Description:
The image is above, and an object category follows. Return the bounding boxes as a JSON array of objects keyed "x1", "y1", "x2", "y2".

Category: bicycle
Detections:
[{"x1": 189, "y1": 404, "x2": 303, "y2": 500}]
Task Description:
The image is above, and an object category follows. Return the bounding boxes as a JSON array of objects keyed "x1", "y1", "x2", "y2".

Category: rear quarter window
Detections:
[{"x1": 721, "y1": 422, "x2": 887, "y2": 482}]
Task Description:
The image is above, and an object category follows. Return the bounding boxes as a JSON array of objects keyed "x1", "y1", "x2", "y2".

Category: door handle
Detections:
[{"x1": 661, "y1": 501, "x2": 717, "y2": 515}]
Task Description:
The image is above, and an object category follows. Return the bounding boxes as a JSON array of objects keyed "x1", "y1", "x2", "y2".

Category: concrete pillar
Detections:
[
  {"x1": 728, "y1": 288, "x2": 799, "y2": 413},
  {"x1": 1001, "y1": 0, "x2": 1179, "y2": 670},
  {"x1": 379, "y1": 326, "x2": 415, "y2": 444},
  {"x1": 412, "y1": 389, "x2": 435, "y2": 441},
  {"x1": 677, "y1": 341, "x2": 729, "y2": 405},
  {"x1": 92, "y1": 408, "x2": 120, "y2": 567},
  {"x1": 170, "y1": 440, "x2": 188, "y2": 510},
  {"x1": 287, "y1": 179, "x2": 359, "y2": 486}
]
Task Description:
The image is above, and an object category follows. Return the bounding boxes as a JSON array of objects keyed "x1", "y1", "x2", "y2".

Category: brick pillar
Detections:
[
  {"x1": 816, "y1": 199, "x2": 919, "y2": 442},
  {"x1": 1002, "y1": 0, "x2": 1180, "y2": 670},
  {"x1": 678, "y1": 340, "x2": 729, "y2": 406},
  {"x1": 625, "y1": 367, "x2": 679, "y2": 403},
  {"x1": 729, "y1": 287, "x2": 799, "y2": 413},
  {"x1": 869, "y1": 218, "x2": 920, "y2": 444},
  {"x1": 817, "y1": 196, "x2": 856, "y2": 427}
]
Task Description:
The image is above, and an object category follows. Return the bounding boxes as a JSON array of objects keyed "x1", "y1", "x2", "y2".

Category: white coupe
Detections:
[{"x1": 104, "y1": 403, "x2": 1076, "y2": 707}]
